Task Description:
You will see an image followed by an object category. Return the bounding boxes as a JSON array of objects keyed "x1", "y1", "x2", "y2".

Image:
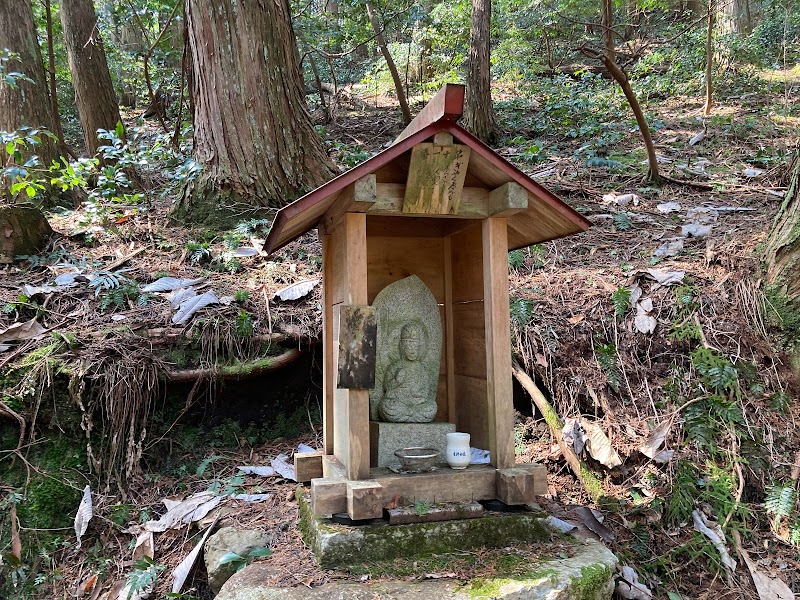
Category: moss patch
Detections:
[{"x1": 569, "y1": 564, "x2": 613, "y2": 600}]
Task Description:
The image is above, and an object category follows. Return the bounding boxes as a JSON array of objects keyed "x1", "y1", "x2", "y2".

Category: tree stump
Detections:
[
  {"x1": 762, "y1": 144, "x2": 800, "y2": 374},
  {"x1": 0, "y1": 205, "x2": 53, "y2": 263}
]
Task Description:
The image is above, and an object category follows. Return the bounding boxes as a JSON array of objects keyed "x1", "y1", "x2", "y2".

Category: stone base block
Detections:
[
  {"x1": 370, "y1": 421, "x2": 456, "y2": 467},
  {"x1": 297, "y1": 490, "x2": 550, "y2": 570}
]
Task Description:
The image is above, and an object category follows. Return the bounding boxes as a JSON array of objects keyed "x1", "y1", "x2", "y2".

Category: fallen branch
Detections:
[
  {"x1": 164, "y1": 348, "x2": 303, "y2": 382},
  {"x1": 512, "y1": 358, "x2": 605, "y2": 502}
]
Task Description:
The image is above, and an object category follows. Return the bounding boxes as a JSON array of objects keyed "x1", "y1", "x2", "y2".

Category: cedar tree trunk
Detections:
[
  {"x1": 464, "y1": 0, "x2": 497, "y2": 144},
  {"x1": 60, "y1": 0, "x2": 123, "y2": 157},
  {"x1": 762, "y1": 146, "x2": 800, "y2": 374},
  {"x1": 0, "y1": 0, "x2": 59, "y2": 169},
  {"x1": 175, "y1": 0, "x2": 337, "y2": 226}
]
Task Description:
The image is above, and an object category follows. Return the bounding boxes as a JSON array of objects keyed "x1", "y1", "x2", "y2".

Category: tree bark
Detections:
[
  {"x1": 762, "y1": 145, "x2": 800, "y2": 375},
  {"x1": 174, "y1": 0, "x2": 338, "y2": 227},
  {"x1": 703, "y1": 0, "x2": 715, "y2": 115},
  {"x1": 60, "y1": 0, "x2": 124, "y2": 157},
  {"x1": 365, "y1": 2, "x2": 412, "y2": 125},
  {"x1": 44, "y1": 0, "x2": 71, "y2": 158},
  {"x1": 0, "y1": 0, "x2": 59, "y2": 169},
  {"x1": 464, "y1": 0, "x2": 497, "y2": 144},
  {"x1": 601, "y1": 0, "x2": 616, "y2": 62},
  {"x1": 718, "y1": 0, "x2": 753, "y2": 33}
]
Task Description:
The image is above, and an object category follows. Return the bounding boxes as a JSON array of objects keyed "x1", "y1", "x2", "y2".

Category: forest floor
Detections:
[{"x1": 1, "y1": 66, "x2": 800, "y2": 599}]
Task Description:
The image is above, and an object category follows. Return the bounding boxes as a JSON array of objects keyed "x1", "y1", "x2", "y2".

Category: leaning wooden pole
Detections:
[{"x1": 511, "y1": 358, "x2": 604, "y2": 502}]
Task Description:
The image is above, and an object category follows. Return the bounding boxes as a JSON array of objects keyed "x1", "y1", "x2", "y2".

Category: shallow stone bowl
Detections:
[{"x1": 394, "y1": 447, "x2": 440, "y2": 472}]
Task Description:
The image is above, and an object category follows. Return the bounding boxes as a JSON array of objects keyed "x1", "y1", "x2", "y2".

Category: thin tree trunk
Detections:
[
  {"x1": 703, "y1": 0, "x2": 715, "y2": 115},
  {"x1": 174, "y1": 0, "x2": 337, "y2": 226},
  {"x1": 604, "y1": 57, "x2": 660, "y2": 183},
  {"x1": 142, "y1": 0, "x2": 181, "y2": 133},
  {"x1": 762, "y1": 145, "x2": 800, "y2": 376},
  {"x1": 365, "y1": 2, "x2": 412, "y2": 125},
  {"x1": 60, "y1": 0, "x2": 124, "y2": 156},
  {"x1": 464, "y1": 0, "x2": 497, "y2": 143},
  {"x1": 579, "y1": 46, "x2": 660, "y2": 183},
  {"x1": 602, "y1": 0, "x2": 616, "y2": 62},
  {"x1": 0, "y1": 0, "x2": 60, "y2": 169}
]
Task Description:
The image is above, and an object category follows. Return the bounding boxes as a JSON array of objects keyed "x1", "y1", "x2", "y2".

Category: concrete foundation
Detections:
[{"x1": 369, "y1": 421, "x2": 455, "y2": 467}]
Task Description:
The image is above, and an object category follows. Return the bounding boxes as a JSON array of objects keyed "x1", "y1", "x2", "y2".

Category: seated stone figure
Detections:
[{"x1": 377, "y1": 321, "x2": 437, "y2": 423}]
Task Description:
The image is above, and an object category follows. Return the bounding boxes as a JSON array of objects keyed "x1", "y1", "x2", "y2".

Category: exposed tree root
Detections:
[
  {"x1": 164, "y1": 348, "x2": 303, "y2": 382},
  {"x1": 0, "y1": 400, "x2": 26, "y2": 454},
  {"x1": 511, "y1": 358, "x2": 605, "y2": 502}
]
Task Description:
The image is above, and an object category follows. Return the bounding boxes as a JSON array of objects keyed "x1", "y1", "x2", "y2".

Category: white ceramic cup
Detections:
[{"x1": 446, "y1": 432, "x2": 471, "y2": 469}]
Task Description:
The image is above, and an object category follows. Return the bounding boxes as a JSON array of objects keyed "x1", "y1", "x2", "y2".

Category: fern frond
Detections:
[{"x1": 765, "y1": 484, "x2": 797, "y2": 528}]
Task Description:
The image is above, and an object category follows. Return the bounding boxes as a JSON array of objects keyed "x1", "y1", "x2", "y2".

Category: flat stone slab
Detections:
[
  {"x1": 370, "y1": 421, "x2": 455, "y2": 467},
  {"x1": 216, "y1": 539, "x2": 618, "y2": 600}
]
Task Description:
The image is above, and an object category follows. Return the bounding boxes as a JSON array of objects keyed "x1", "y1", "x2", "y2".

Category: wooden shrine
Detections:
[{"x1": 265, "y1": 84, "x2": 590, "y2": 520}]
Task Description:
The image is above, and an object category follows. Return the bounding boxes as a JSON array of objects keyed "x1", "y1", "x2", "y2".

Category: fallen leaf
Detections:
[
  {"x1": 74, "y1": 485, "x2": 93, "y2": 548},
  {"x1": 548, "y1": 516, "x2": 577, "y2": 533},
  {"x1": 0, "y1": 319, "x2": 46, "y2": 343},
  {"x1": 644, "y1": 268, "x2": 686, "y2": 286},
  {"x1": 171, "y1": 519, "x2": 218, "y2": 594},
  {"x1": 692, "y1": 509, "x2": 736, "y2": 573},
  {"x1": 271, "y1": 453, "x2": 296, "y2": 480},
  {"x1": 172, "y1": 290, "x2": 220, "y2": 325},
  {"x1": 274, "y1": 279, "x2": 320, "y2": 301},
  {"x1": 742, "y1": 168, "x2": 765, "y2": 178},
  {"x1": 580, "y1": 418, "x2": 622, "y2": 468},
  {"x1": 735, "y1": 531, "x2": 793, "y2": 600},
  {"x1": 144, "y1": 491, "x2": 223, "y2": 532},
  {"x1": 568, "y1": 314, "x2": 585, "y2": 325},
  {"x1": 168, "y1": 287, "x2": 197, "y2": 308},
  {"x1": 616, "y1": 565, "x2": 653, "y2": 599},
  {"x1": 76, "y1": 574, "x2": 98, "y2": 598},
  {"x1": 656, "y1": 202, "x2": 681, "y2": 214},
  {"x1": 562, "y1": 418, "x2": 586, "y2": 455},
  {"x1": 232, "y1": 493, "x2": 272, "y2": 502},
  {"x1": 654, "y1": 238, "x2": 683, "y2": 257},
  {"x1": 573, "y1": 506, "x2": 615, "y2": 542},
  {"x1": 132, "y1": 531, "x2": 154, "y2": 562},
  {"x1": 681, "y1": 223, "x2": 712, "y2": 238},
  {"x1": 141, "y1": 276, "x2": 206, "y2": 293},
  {"x1": 237, "y1": 465, "x2": 275, "y2": 476},
  {"x1": 688, "y1": 129, "x2": 705, "y2": 146},
  {"x1": 640, "y1": 421, "x2": 672, "y2": 460},
  {"x1": 634, "y1": 311, "x2": 657, "y2": 335}
]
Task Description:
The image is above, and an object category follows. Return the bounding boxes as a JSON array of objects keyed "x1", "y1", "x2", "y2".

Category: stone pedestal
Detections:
[{"x1": 370, "y1": 421, "x2": 455, "y2": 467}]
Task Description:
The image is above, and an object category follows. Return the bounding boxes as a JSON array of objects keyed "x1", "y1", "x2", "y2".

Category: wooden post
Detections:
[
  {"x1": 321, "y1": 233, "x2": 334, "y2": 455},
  {"x1": 482, "y1": 217, "x2": 515, "y2": 469},
  {"x1": 443, "y1": 237, "x2": 456, "y2": 423},
  {"x1": 335, "y1": 213, "x2": 370, "y2": 480}
]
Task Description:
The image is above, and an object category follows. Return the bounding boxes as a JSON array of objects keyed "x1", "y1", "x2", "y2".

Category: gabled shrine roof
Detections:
[{"x1": 264, "y1": 84, "x2": 590, "y2": 254}]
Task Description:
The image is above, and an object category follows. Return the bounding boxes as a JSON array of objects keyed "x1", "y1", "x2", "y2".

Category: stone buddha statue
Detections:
[
  {"x1": 369, "y1": 275, "x2": 442, "y2": 424},
  {"x1": 376, "y1": 321, "x2": 437, "y2": 423}
]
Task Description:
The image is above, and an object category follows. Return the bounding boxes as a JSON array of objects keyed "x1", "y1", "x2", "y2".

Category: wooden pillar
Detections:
[
  {"x1": 482, "y1": 217, "x2": 514, "y2": 469},
  {"x1": 333, "y1": 213, "x2": 370, "y2": 480},
  {"x1": 321, "y1": 232, "x2": 334, "y2": 455},
  {"x1": 443, "y1": 237, "x2": 456, "y2": 422}
]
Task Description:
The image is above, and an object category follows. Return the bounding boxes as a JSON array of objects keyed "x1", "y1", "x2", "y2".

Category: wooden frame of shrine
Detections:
[{"x1": 265, "y1": 84, "x2": 590, "y2": 520}]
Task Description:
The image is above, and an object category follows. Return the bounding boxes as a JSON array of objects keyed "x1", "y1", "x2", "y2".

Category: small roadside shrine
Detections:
[{"x1": 265, "y1": 84, "x2": 590, "y2": 521}]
